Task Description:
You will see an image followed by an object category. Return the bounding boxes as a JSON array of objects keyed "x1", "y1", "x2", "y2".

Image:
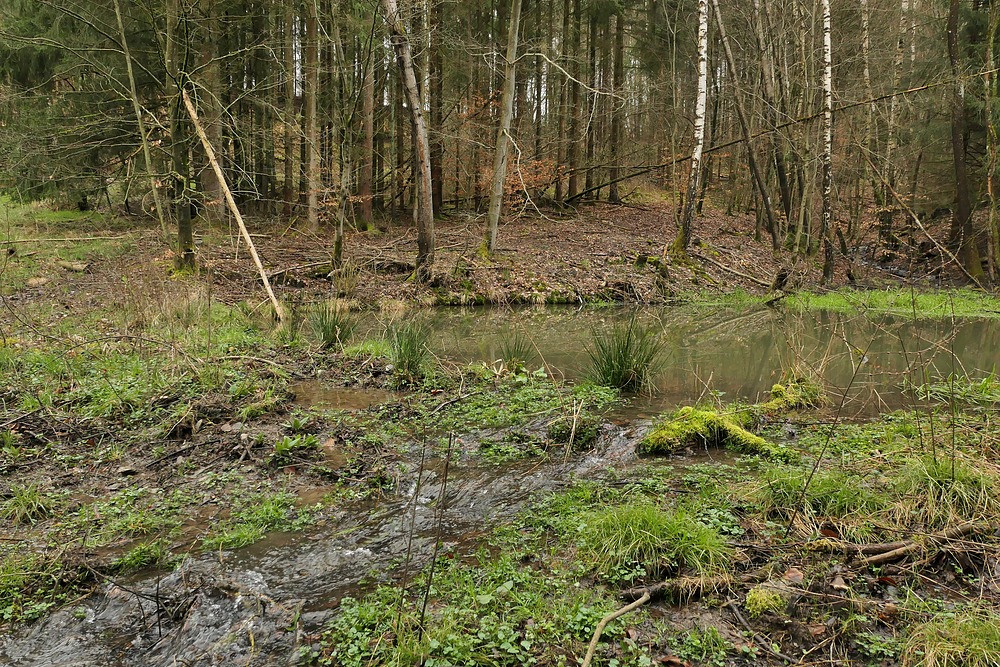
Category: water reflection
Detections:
[{"x1": 400, "y1": 305, "x2": 1000, "y2": 417}]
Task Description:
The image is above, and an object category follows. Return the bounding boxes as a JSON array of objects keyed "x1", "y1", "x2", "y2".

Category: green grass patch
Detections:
[
  {"x1": 901, "y1": 608, "x2": 1000, "y2": 667},
  {"x1": 786, "y1": 288, "x2": 1000, "y2": 319},
  {"x1": 577, "y1": 503, "x2": 730, "y2": 582},
  {"x1": 202, "y1": 491, "x2": 315, "y2": 550}
]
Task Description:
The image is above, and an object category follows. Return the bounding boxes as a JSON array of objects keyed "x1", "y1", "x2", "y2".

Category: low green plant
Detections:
[
  {"x1": 270, "y1": 434, "x2": 321, "y2": 465},
  {"x1": 0, "y1": 550, "x2": 68, "y2": 623},
  {"x1": 2, "y1": 483, "x2": 57, "y2": 525},
  {"x1": 901, "y1": 608, "x2": 1000, "y2": 667},
  {"x1": 670, "y1": 626, "x2": 732, "y2": 667},
  {"x1": 586, "y1": 317, "x2": 663, "y2": 392},
  {"x1": 497, "y1": 330, "x2": 537, "y2": 369},
  {"x1": 283, "y1": 413, "x2": 312, "y2": 434},
  {"x1": 578, "y1": 503, "x2": 730, "y2": 581},
  {"x1": 311, "y1": 302, "x2": 357, "y2": 350},
  {"x1": 389, "y1": 321, "x2": 431, "y2": 383},
  {"x1": 112, "y1": 540, "x2": 172, "y2": 572}
]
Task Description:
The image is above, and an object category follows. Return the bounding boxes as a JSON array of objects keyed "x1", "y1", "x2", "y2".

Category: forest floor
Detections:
[{"x1": 1, "y1": 199, "x2": 998, "y2": 666}]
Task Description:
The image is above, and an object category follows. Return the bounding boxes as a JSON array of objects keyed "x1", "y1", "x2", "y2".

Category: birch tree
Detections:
[
  {"x1": 820, "y1": 0, "x2": 835, "y2": 282},
  {"x1": 674, "y1": 0, "x2": 708, "y2": 253}
]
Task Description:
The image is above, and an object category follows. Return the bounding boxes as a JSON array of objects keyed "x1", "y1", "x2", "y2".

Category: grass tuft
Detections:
[
  {"x1": 578, "y1": 503, "x2": 730, "y2": 582},
  {"x1": 2, "y1": 483, "x2": 58, "y2": 525},
  {"x1": 586, "y1": 317, "x2": 663, "y2": 392},
  {"x1": 311, "y1": 302, "x2": 357, "y2": 350},
  {"x1": 389, "y1": 321, "x2": 431, "y2": 383},
  {"x1": 895, "y1": 455, "x2": 997, "y2": 526},
  {"x1": 497, "y1": 329, "x2": 537, "y2": 369},
  {"x1": 901, "y1": 609, "x2": 1000, "y2": 667}
]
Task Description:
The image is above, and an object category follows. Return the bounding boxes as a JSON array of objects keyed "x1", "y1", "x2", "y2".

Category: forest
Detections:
[
  {"x1": 1, "y1": 1, "x2": 1000, "y2": 666},
  {"x1": 1, "y1": 0, "x2": 999, "y2": 283}
]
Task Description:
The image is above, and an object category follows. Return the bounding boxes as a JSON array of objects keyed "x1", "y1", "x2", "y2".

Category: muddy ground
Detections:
[{"x1": 1, "y1": 200, "x2": 998, "y2": 667}]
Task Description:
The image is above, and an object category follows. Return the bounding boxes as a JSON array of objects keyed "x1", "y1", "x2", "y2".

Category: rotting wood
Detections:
[
  {"x1": 3, "y1": 236, "x2": 130, "y2": 244},
  {"x1": 181, "y1": 88, "x2": 286, "y2": 323},
  {"x1": 621, "y1": 569, "x2": 769, "y2": 603}
]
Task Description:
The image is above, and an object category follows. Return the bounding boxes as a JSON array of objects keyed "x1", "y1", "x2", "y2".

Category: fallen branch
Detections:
[
  {"x1": 857, "y1": 522, "x2": 986, "y2": 568},
  {"x1": 724, "y1": 600, "x2": 796, "y2": 663},
  {"x1": 3, "y1": 235, "x2": 129, "y2": 244},
  {"x1": 621, "y1": 569, "x2": 768, "y2": 603},
  {"x1": 580, "y1": 590, "x2": 650, "y2": 667},
  {"x1": 690, "y1": 252, "x2": 770, "y2": 287},
  {"x1": 182, "y1": 88, "x2": 286, "y2": 323},
  {"x1": 267, "y1": 260, "x2": 334, "y2": 281}
]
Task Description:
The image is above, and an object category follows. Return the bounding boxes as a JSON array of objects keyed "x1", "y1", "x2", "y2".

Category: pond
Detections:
[{"x1": 406, "y1": 304, "x2": 1000, "y2": 417}]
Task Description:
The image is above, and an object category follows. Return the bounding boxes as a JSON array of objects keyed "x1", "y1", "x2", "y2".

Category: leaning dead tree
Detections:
[
  {"x1": 485, "y1": 0, "x2": 523, "y2": 254},
  {"x1": 181, "y1": 89, "x2": 287, "y2": 324}
]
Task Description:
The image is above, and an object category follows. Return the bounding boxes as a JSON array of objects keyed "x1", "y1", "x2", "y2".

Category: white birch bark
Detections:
[
  {"x1": 675, "y1": 0, "x2": 708, "y2": 253},
  {"x1": 821, "y1": 0, "x2": 835, "y2": 281}
]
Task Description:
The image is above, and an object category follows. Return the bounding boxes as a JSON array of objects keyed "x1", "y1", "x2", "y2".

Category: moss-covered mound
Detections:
[
  {"x1": 639, "y1": 380, "x2": 818, "y2": 460},
  {"x1": 758, "y1": 379, "x2": 822, "y2": 414},
  {"x1": 639, "y1": 406, "x2": 793, "y2": 460}
]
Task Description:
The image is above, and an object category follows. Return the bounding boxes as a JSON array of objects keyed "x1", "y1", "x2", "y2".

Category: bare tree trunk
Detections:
[
  {"x1": 166, "y1": 0, "x2": 194, "y2": 270},
  {"x1": 283, "y1": 1, "x2": 296, "y2": 219},
  {"x1": 987, "y1": 2, "x2": 1000, "y2": 281},
  {"x1": 567, "y1": 0, "x2": 582, "y2": 199},
  {"x1": 948, "y1": 0, "x2": 983, "y2": 281},
  {"x1": 485, "y1": 0, "x2": 523, "y2": 253},
  {"x1": 674, "y1": 0, "x2": 708, "y2": 254},
  {"x1": 382, "y1": 0, "x2": 435, "y2": 281},
  {"x1": 112, "y1": 0, "x2": 167, "y2": 239},
  {"x1": 710, "y1": 0, "x2": 777, "y2": 250},
  {"x1": 608, "y1": 11, "x2": 624, "y2": 204},
  {"x1": 820, "y1": 0, "x2": 835, "y2": 282},
  {"x1": 360, "y1": 33, "x2": 375, "y2": 230},
  {"x1": 429, "y1": 0, "x2": 444, "y2": 214}
]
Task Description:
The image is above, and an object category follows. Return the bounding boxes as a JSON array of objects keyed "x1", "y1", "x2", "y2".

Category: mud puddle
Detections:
[{"x1": 2, "y1": 421, "x2": 722, "y2": 666}]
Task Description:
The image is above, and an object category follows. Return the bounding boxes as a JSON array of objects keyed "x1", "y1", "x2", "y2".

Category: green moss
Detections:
[
  {"x1": 759, "y1": 379, "x2": 822, "y2": 413},
  {"x1": 745, "y1": 585, "x2": 786, "y2": 618},
  {"x1": 640, "y1": 406, "x2": 792, "y2": 461}
]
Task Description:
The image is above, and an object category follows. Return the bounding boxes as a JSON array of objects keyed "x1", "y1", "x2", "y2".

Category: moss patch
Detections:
[{"x1": 639, "y1": 406, "x2": 792, "y2": 460}]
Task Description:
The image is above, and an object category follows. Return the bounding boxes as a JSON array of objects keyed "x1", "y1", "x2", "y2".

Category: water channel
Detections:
[{"x1": 3, "y1": 305, "x2": 999, "y2": 665}]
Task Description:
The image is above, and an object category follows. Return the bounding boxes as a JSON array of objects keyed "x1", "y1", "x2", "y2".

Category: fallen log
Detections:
[{"x1": 857, "y1": 522, "x2": 988, "y2": 568}]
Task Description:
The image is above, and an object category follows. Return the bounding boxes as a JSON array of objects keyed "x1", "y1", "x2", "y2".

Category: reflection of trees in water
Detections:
[{"x1": 362, "y1": 305, "x2": 1000, "y2": 412}]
